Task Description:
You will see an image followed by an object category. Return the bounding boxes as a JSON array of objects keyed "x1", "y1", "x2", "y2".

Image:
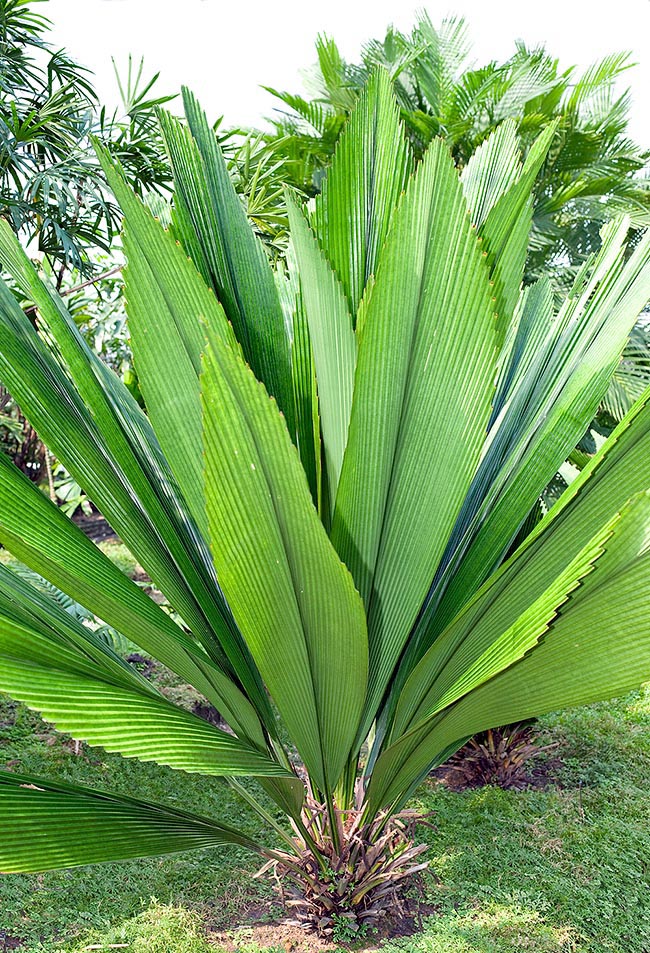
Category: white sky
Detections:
[{"x1": 45, "y1": 0, "x2": 649, "y2": 142}]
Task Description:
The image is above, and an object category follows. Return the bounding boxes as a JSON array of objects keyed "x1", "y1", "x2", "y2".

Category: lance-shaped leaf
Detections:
[
  {"x1": 491, "y1": 276, "x2": 556, "y2": 423},
  {"x1": 0, "y1": 222, "x2": 271, "y2": 719},
  {"x1": 0, "y1": 571, "x2": 290, "y2": 778},
  {"x1": 98, "y1": 146, "x2": 236, "y2": 540},
  {"x1": 287, "y1": 192, "x2": 356, "y2": 512},
  {"x1": 331, "y1": 136, "x2": 498, "y2": 733},
  {"x1": 478, "y1": 122, "x2": 558, "y2": 345},
  {"x1": 368, "y1": 393, "x2": 650, "y2": 812},
  {"x1": 159, "y1": 91, "x2": 295, "y2": 434},
  {"x1": 202, "y1": 334, "x2": 368, "y2": 793},
  {"x1": 275, "y1": 249, "x2": 321, "y2": 509},
  {"x1": 0, "y1": 228, "x2": 215, "y2": 632},
  {"x1": 0, "y1": 452, "x2": 264, "y2": 742},
  {"x1": 420, "y1": 220, "x2": 650, "y2": 648},
  {"x1": 0, "y1": 770, "x2": 259, "y2": 873},
  {"x1": 288, "y1": 274, "x2": 321, "y2": 511},
  {"x1": 313, "y1": 67, "x2": 413, "y2": 317},
  {"x1": 460, "y1": 119, "x2": 521, "y2": 229}
]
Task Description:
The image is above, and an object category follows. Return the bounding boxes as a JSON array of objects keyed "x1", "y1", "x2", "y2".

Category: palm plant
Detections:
[
  {"x1": 264, "y1": 14, "x2": 650, "y2": 280},
  {"x1": 1, "y1": 74, "x2": 650, "y2": 934}
]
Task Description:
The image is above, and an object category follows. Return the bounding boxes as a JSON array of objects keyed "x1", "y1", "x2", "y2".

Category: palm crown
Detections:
[{"x1": 0, "y1": 71, "x2": 650, "y2": 931}]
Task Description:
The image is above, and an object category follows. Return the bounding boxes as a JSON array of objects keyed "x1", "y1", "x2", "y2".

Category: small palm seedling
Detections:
[
  {"x1": 443, "y1": 723, "x2": 558, "y2": 790},
  {"x1": 1, "y1": 71, "x2": 650, "y2": 934}
]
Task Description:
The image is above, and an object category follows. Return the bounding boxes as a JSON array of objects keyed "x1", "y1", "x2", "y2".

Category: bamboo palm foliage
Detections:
[{"x1": 1, "y1": 73, "x2": 650, "y2": 931}]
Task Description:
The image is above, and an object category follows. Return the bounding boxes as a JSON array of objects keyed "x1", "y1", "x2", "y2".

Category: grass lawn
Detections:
[{"x1": 0, "y1": 542, "x2": 649, "y2": 952}]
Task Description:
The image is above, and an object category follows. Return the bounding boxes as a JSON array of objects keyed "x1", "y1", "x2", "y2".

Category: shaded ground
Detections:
[
  {"x1": 205, "y1": 896, "x2": 438, "y2": 952},
  {"x1": 71, "y1": 508, "x2": 117, "y2": 543}
]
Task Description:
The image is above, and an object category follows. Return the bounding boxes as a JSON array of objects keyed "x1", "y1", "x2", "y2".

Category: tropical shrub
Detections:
[
  {"x1": 0, "y1": 0, "x2": 173, "y2": 273},
  {"x1": 443, "y1": 722, "x2": 558, "y2": 790},
  {"x1": 1, "y1": 73, "x2": 650, "y2": 934},
  {"x1": 263, "y1": 13, "x2": 650, "y2": 281}
]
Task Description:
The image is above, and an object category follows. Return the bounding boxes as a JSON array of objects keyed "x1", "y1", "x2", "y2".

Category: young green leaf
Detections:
[
  {"x1": 313, "y1": 68, "x2": 413, "y2": 317},
  {"x1": 202, "y1": 332, "x2": 368, "y2": 792},
  {"x1": 331, "y1": 136, "x2": 498, "y2": 737}
]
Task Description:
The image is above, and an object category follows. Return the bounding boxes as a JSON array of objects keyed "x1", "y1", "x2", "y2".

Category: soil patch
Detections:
[
  {"x1": 125, "y1": 653, "x2": 157, "y2": 679},
  {"x1": 72, "y1": 508, "x2": 116, "y2": 543},
  {"x1": 192, "y1": 701, "x2": 224, "y2": 727},
  {"x1": 0, "y1": 932, "x2": 23, "y2": 950},
  {"x1": 207, "y1": 898, "x2": 438, "y2": 951}
]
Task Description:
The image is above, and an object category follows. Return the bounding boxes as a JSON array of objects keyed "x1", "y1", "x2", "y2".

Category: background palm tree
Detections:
[
  {"x1": 0, "y1": 0, "x2": 174, "y2": 276},
  {"x1": 257, "y1": 12, "x2": 650, "y2": 432},
  {"x1": 262, "y1": 13, "x2": 650, "y2": 282}
]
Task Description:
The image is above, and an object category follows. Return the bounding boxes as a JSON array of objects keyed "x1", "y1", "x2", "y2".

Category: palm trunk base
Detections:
[{"x1": 268, "y1": 800, "x2": 429, "y2": 937}]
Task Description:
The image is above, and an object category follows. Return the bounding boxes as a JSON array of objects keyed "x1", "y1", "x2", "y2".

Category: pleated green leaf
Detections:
[
  {"x1": 367, "y1": 391, "x2": 650, "y2": 812},
  {"x1": 287, "y1": 192, "x2": 356, "y2": 512},
  {"x1": 288, "y1": 275, "x2": 322, "y2": 511},
  {"x1": 313, "y1": 68, "x2": 412, "y2": 317},
  {"x1": 479, "y1": 122, "x2": 558, "y2": 345},
  {"x1": 159, "y1": 92, "x2": 295, "y2": 434},
  {"x1": 331, "y1": 136, "x2": 498, "y2": 733},
  {"x1": 98, "y1": 150, "x2": 271, "y2": 721},
  {"x1": 0, "y1": 562, "x2": 157, "y2": 696},
  {"x1": 369, "y1": 489, "x2": 650, "y2": 814},
  {"x1": 0, "y1": 651, "x2": 288, "y2": 779},
  {"x1": 491, "y1": 276, "x2": 556, "y2": 422},
  {"x1": 97, "y1": 147, "x2": 235, "y2": 540},
  {"x1": 0, "y1": 221, "x2": 271, "y2": 720},
  {"x1": 391, "y1": 508, "x2": 616, "y2": 740},
  {"x1": 0, "y1": 770, "x2": 258, "y2": 873},
  {"x1": 422, "y1": 221, "x2": 650, "y2": 647},
  {"x1": 202, "y1": 334, "x2": 368, "y2": 792},
  {"x1": 460, "y1": 119, "x2": 521, "y2": 229},
  {"x1": 169, "y1": 192, "x2": 214, "y2": 288},
  {"x1": 0, "y1": 452, "x2": 264, "y2": 742},
  {"x1": 0, "y1": 228, "x2": 217, "y2": 631},
  {"x1": 0, "y1": 569, "x2": 289, "y2": 778}
]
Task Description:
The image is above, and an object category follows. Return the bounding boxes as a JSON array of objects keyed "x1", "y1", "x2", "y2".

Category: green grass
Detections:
[
  {"x1": 0, "y1": 698, "x2": 279, "y2": 944},
  {"x1": 2, "y1": 689, "x2": 649, "y2": 952},
  {"x1": 64, "y1": 904, "x2": 214, "y2": 952},
  {"x1": 1, "y1": 537, "x2": 648, "y2": 951},
  {"x1": 96, "y1": 538, "x2": 142, "y2": 577}
]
